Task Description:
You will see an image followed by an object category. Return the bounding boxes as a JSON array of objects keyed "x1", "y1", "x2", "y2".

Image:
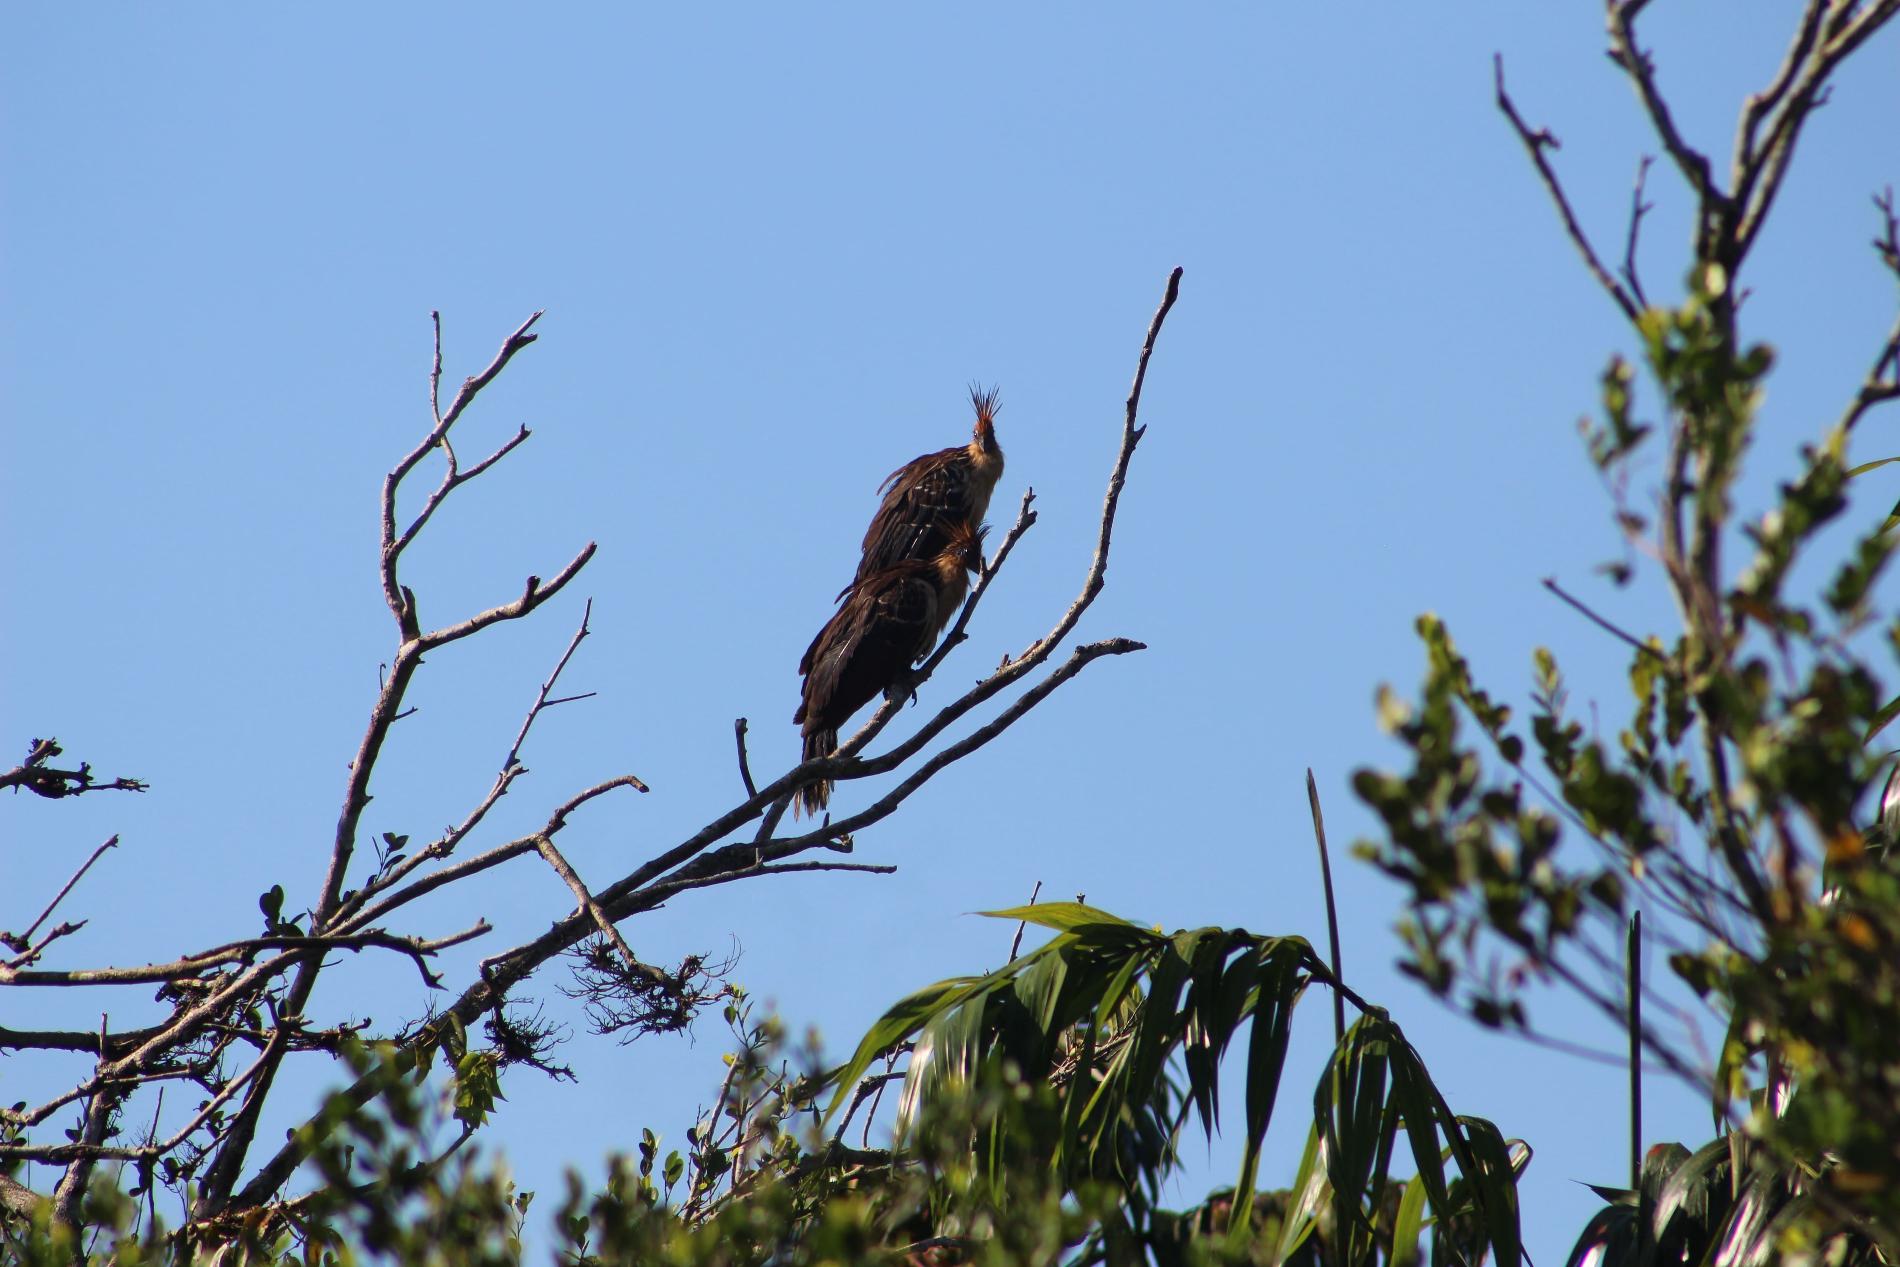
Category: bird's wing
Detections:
[
  {"x1": 796, "y1": 594, "x2": 867, "y2": 725},
  {"x1": 798, "y1": 568, "x2": 937, "y2": 732},
  {"x1": 857, "y1": 446, "x2": 973, "y2": 579}
]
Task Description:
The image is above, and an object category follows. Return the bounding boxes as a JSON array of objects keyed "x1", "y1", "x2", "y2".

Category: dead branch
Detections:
[
  {"x1": 1, "y1": 924, "x2": 488, "y2": 990},
  {"x1": 223, "y1": 273, "x2": 1181, "y2": 1213},
  {"x1": 1, "y1": 739, "x2": 146, "y2": 801},
  {"x1": 1605, "y1": 4, "x2": 1719, "y2": 213},
  {"x1": 330, "y1": 598, "x2": 630, "y2": 932},
  {"x1": 3, "y1": 837, "x2": 118, "y2": 963},
  {"x1": 1840, "y1": 192, "x2": 1900, "y2": 434},
  {"x1": 1620, "y1": 154, "x2": 1656, "y2": 308},
  {"x1": 9, "y1": 271, "x2": 1184, "y2": 1234},
  {"x1": 528, "y1": 831, "x2": 652, "y2": 982},
  {"x1": 1493, "y1": 55, "x2": 1640, "y2": 322},
  {"x1": 1728, "y1": 0, "x2": 1900, "y2": 262},
  {"x1": 733, "y1": 718, "x2": 758, "y2": 798},
  {"x1": 380, "y1": 310, "x2": 544, "y2": 628}
]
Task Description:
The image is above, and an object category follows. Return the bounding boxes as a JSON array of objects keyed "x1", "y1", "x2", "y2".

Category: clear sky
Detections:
[{"x1": 6, "y1": 6, "x2": 1898, "y2": 1262}]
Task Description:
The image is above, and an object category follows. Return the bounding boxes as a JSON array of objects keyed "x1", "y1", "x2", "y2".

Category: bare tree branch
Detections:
[
  {"x1": 3, "y1": 837, "x2": 118, "y2": 964},
  {"x1": 0, "y1": 1173, "x2": 40, "y2": 1218},
  {"x1": 2, "y1": 924, "x2": 488, "y2": 990},
  {"x1": 379, "y1": 310, "x2": 544, "y2": 629},
  {"x1": 1605, "y1": 3, "x2": 1720, "y2": 217},
  {"x1": 1, "y1": 738, "x2": 146, "y2": 800},
  {"x1": 221, "y1": 273, "x2": 1183, "y2": 1214},
  {"x1": 1840, "y1": 189, "x2": 1900, "y2": 434},
  {"x1": 733, "y1": 718, "x2": 758, "y2": 798},
  {"x1": 1494, "y1": 54, "x2": 1641, "y2": 322},
  {"x1": 528, "y1": 831, "x2": 656, "y2": 984},
  {"x1": 1620, "y1": 154, "x2": 1656, "y2": 309},
  {"x1": 52, "y1": 1015, "x2": 122, "y2": 1230},
  {"x1": 1731, "y1": 0, "x2": 1900, "y2": 262},
  {"x1": 1732, "y1": 0, "x2": 1827, "y2": 196},
  {"x1": 11, "y1": 268, "x2": 1186, "y2": 1236},
  {"x1": 1542, "y1": 577, "x2": 1666, "y2": 661}
]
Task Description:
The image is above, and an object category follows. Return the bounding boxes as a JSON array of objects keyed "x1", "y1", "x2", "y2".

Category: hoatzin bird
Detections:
[
  {"x1": 851, "y1": 385, "x2": 1004, "y2": 588},
  {"x1": 794, "y1": 519, "x2": 987, "y2": 816}
]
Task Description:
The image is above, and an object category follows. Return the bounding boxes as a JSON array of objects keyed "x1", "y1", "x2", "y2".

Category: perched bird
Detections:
[
  {"x1": 794, "y1": 520, "x2": 987, "y2": 816},
  {"x1": 851, "y1": 385, "x2": 1005, "y2": 589}
]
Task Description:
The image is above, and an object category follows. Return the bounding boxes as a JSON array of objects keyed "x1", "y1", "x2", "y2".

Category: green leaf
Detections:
[
  {"x1": 1315, "y1": 1017, "x2": 1393, "y2": 1260},
  {"x1": 1457, "y1": 1116, "x2": 1523, "y2": 1267},
  {"x1": 452, "y1": 1051, "x2": 503, "y2": 1130},
  {"x1": 978, "y1": 901, "x2": 1140, "y2": 933},
  {"x1": 1386, "y1": 1038, "x2": 1453, "y2": 1220},
  {"x1": 1128, "y1": 939, "x2": 1193, "y2": 1100},
  {"x1": 823, "y1": 978, "x2": 971, "y2": 1122},
  {"x1": 1390, "y1": 1175, "x2": 1431, "y2": 1267},
  {"x1": 1180, "y1": 929, "x2": 1235, "y2": 1139},
  {"x1": 1865, "y1": 693, "x2": 1900, "y2": 744},
  {"x1": 1231, "y1": 942, "x2": 1304, "y2": 1226},
  {"x1": 1564, "y1": 1203, "x2": 1639, "y2": 1267},
  {"x1": 1273, "y1": 1122, "x2": 1327, "y2": 1266}
]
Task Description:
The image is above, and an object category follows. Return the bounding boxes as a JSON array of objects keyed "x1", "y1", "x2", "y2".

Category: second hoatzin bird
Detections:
[
  {"x1": 851, "y1": 385, "x2": 1004, "y2": 589},
  {"x1": 794, "y1": 519, "x2": 987, "y2": 816}
]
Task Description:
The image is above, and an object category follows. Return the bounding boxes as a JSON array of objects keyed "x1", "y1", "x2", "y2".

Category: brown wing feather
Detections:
[
  {"x1": 797, "y1": 562, "x2": 939, "y2": 737},
  {"x1": 854, "y1": 445, "x2": 977, "y2": 584}
]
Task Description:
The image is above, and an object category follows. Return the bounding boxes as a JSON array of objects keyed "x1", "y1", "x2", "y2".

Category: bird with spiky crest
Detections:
[
  {"x1": 794, "y1": 519, "x2": 987, "y2": 817},
  {"x1": 851, "y1": 385, "x2": 1004, "y2": 588}
]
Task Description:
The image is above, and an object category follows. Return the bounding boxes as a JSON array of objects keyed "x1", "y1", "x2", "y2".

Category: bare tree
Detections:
[{"x1": 0, "y1": 268, "x2": 1184, "y2": 1251}]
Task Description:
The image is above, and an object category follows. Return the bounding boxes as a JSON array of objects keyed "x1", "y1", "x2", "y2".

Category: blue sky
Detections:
[{"x1": 6, "y1": 6, "x2": 1898, "y2": 1261}]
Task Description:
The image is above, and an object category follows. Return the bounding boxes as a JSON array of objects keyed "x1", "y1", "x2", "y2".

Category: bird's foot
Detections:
[{"x1": 884, "y1": 668, "x2": 923, "y2": 708}]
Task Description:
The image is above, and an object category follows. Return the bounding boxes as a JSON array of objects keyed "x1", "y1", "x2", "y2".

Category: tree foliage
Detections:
[
  {"x1": 7, "y1": 5, "x2": 1899, "y2": 1265},
  {"x1": 1357, "y1": 3, "x2": 1900, "y2": 1261},
  {"x1": 5, "y1": 903, "x2": 1530, "y2": 1266},
  {"x1": 2, "y1": 270, "x2": 1176, "y2": 1256}
]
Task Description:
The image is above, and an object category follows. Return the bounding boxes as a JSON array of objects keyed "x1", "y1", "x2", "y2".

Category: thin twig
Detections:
[
  {"x1": 695, "y1": 640, "x2": 1145, "y2": 869},
  {"x1": 1494, "y1": 55, "x2": 1640, "y2": 323},
  {"x1": 504, "y1": 598, "x2": 597, "y2": 774},
  {"x1": 1606, "y1": 3, "x2": 1719, "y2": 212},
  {"x1": 1007, "y1": 879, "x2": 1043, "y2": 962},
  {"x1": 832, "y1": 1068, "x2": 906, "y2": 1143},
  {"x1": 390, "y1": 425, "x2": 534, "y2": 567},
  {"x1": 52, "y1": 1009, "x2": 121, "y2": 1229},
  {"x1": 1729, "y1": 2, "x2": 1900, "y2": 264},
  {"x1": 336, "y1": 775, "x2": 648, "y2": 937},
  {"x1": 4, "y1": 919, "x2": 88, "y2": 971},
  {"x1": 1839, "y1": 196, "x2": 1900, "y2": 434},
  {"x1": 1733, "y1": 0, "x2": 1827, "y2": 189},
  {"x1": 430, "y1": 311, "x2": 445, "y2": 423},
  {"x1": 528, "y1": 831, "x2": 661, "y2": 985},
  {"x1": 1542, "y1": 576, "x2": 1666, "y2": 660},
  {"x1": 2, "y1": 924, "x2": 490, "y2": 990},
  {"x1": 15, "y1": 836, "x2": 119, "y2": 947},
  {"x1": 1621, "y1": 155, "x2": 1656, "y2": 309},
  {"x1": 320, "y1": 541, "x2": 598, "y2": 933},
  {"x1": 734, "y1": 719, "x2": 758, "y2": 798},
  {"x1": 0, "y1": 739, "x2": 146, "y2": 799},
  {"x1": 416, "y1": 545, "x2": 598, "y2": 652},
  {"x1": 379, "y1": 310, "x2": 544, "y2": 627}
]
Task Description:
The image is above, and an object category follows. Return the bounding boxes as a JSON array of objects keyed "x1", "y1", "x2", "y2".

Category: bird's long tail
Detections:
[{"x1": 795, "y1": 726, "x2": 836, "y2": 818}]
